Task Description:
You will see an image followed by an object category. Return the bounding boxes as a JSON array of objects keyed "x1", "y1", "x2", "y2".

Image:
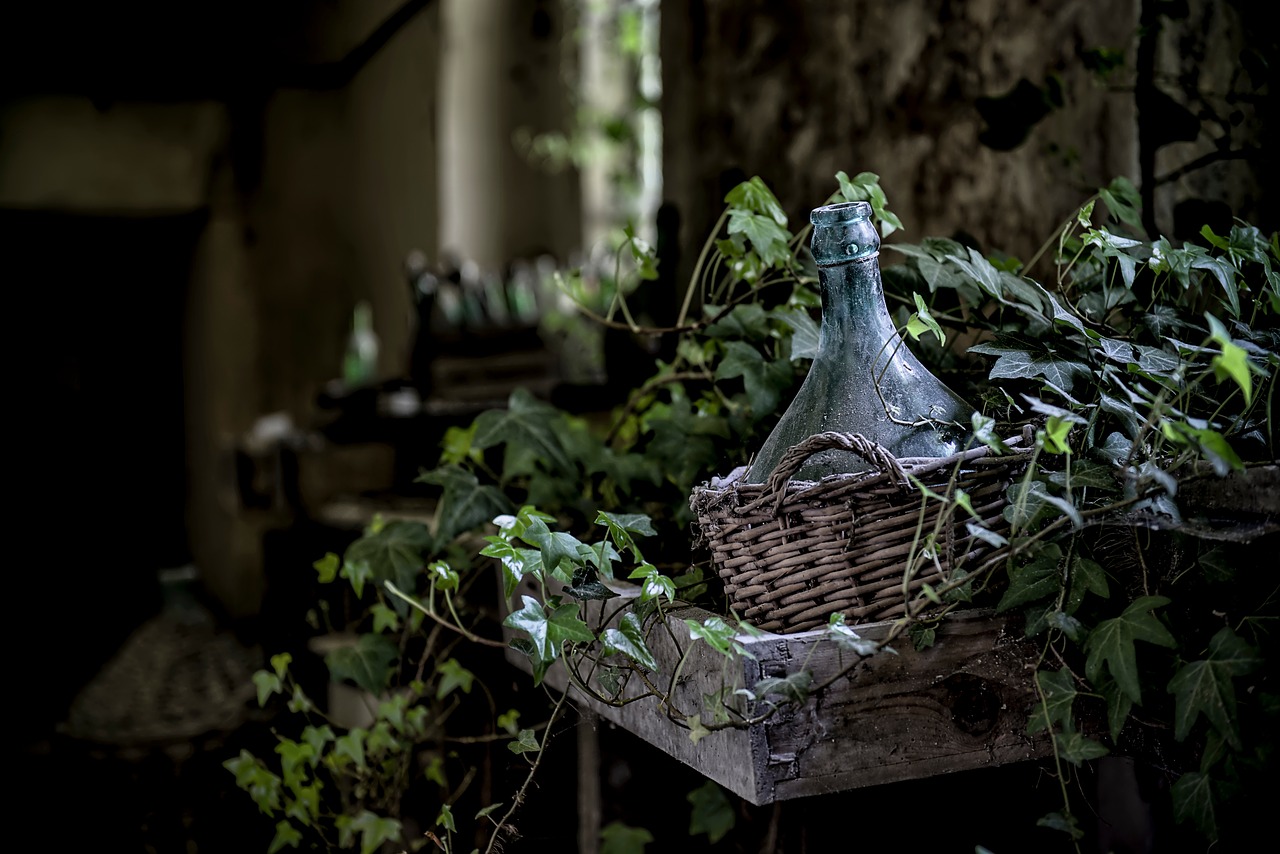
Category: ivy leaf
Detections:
[
  {"x1": 268, "y1": 821, "x2": 302, "y2": 854},
  {"x1": 715, "y1": 340, "x2": 794, "y2": 416},
  {"x1": 547, "y1": 601, "x2": 595, "y2": 647},
  {"x1": 629, "y1": 563, "x2": 676, "y2": 603},
  {"x1": 370, "y1": 602, "x2": 400, "y2": 634},
  {"x1": 774, "y1": 306, "x2": 820, "y2": 360},
  {"x1": 520, "y1": 517, "x2": 587, "y2": 579},
  {"x1": 471, "y1": 387, "x2": 576, "y2": 476},
  {"x1": 1210, "y1": 339, "x2": 1254, "y2": 406},
  {"x1": 1027, "y1": 668, "x2": 1077, "y2": 735},
  {"x1": 1171, "y1": 772, "x2": 1217, "y2": 842},
  {"x1": 1037, "y1": 811, "x2": 1084, "y2": 840},
  {"x1": 602, "y1": 612, "x2": 659, "y2": 671},
  {"x1": 725, "y1": 175, "x2": 788, "y2": 226},
  {"x1": 1167, "y1": 627, "x2": 1262, "y2": 748},
  {"x1": 1056, "y1": 730, "x2": 1110, "y2": 765},
  {"x1": 313, "y1": 552, "x2": 339, "y2": 584},
  {"x1": 686, "y1": 616, "x2": 754, "y2": 659},
  {"x1": 906, "y1": 292, "x2": 946, "y2": 346},
  {"x1": 565, "y1": 573, "x2": 617, "y2": 601},
  {"x1": 508, "y1": 728, "x2": 540, "y2": 755},
  {"x1": 968, "y1": 342, "x2": 1092, "y2": 393},
  {"x1": 750, "y1": 671, "x2": 812, "y2": 705},
  {"x1": 703, "y1": 303, "x2": 772, "y2": 341},
  {"x1": 504, "y1": 596, "x2": 554, "y2": 663},
  {"x1": 475, "y1": 802, "x2": 504, "y2": 820},
  {"x1": 1100, "y1": 676, "x2": 1134, "y2": 742},
  {"x1": 826, "y1": 613, "x2": 885, "y2": 656},
  {"x1": 1084, "y1": 596, "x2": 1176, "y2": 704},
  {"x1": 333, "y1": 730, "x2": 366, "y2": 769},
  {"x1": 997, "y1": 543, "x2": 1063, "y2": 612},
  {"x1": 253, "y1": 671, "x2": 283, "y2": 707},
  {"x1": 340, "y1": 559, "x2": 373, "y2": 600},
  {"x1": 343, "y1": 520, "x2": 433, "y2": 600},
  {"x1": 687, "y1": 781, "x2": 735, "y2": 843},
  {"x1": 325, "y1": 634, "x2": 398, "y2": 697},
  {"x1": 727, "y1": 209, "x2": 792, "y2": 268},
  {"x1": 595, "y1": 511, "x2": 656, "y2": 561},
  {"x1": 435, "y1": 658, "x2": 475, "y2": 700},
  {"x1": 416, "y1": 465, "x2": 512, "y2": 546},
  {"x1": 1065, "y1": 554, "x2": 1110, "y2": 615},
  {"x1": 347, "y1": 811, "x2": 402, "y2": 854},
  {"x1": 600, "y1": 821, "x2": 654, "y2": 854}
]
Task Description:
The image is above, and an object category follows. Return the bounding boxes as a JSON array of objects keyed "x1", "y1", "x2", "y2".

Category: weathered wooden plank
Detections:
[{"x1": 500, "y1": 577, "x2": 1049, "y2": 805}]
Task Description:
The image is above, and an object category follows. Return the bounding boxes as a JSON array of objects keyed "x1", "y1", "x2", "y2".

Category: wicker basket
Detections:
[{"x1": 690, "y1": 430, "x2": 1034, "y2": 634}]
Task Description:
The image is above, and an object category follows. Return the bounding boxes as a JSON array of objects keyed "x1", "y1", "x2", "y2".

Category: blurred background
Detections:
[{"x1": 2, "y1": 1, "x2": 1273, "y2": 851}]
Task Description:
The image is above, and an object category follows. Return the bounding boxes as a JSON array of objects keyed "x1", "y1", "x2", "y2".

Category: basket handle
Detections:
[{"x1": 750, "y1": 432, "x2": 909, "y2": 515}]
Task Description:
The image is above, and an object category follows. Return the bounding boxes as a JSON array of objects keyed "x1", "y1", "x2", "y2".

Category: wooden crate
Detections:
[{"x1": 502, "y1": 583, "x2": 1050, "y2": 805}]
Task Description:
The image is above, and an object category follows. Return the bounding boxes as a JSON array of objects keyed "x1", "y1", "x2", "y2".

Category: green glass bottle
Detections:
[{"x1": 744, "y1": 201, "x2": 973, "y2": 483}]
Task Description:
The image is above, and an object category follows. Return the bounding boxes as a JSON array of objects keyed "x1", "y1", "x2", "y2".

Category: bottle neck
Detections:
[{"x1": 816, "y1": 254, "x2": 899, "y2": 361}]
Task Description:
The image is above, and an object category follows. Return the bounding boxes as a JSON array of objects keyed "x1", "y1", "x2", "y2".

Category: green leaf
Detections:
[
  {"x1": 1037, "y1": 811, "x2": 1084, "y2": 840},
  {"x1": 703, "y1": 302, "x2": 773, "y2": 341},
  {"x1": 325, "y1": 634, "x2": 398, "y2": 696},
  {"x1": 436, "y1": 803, "x2": 456, "y2": 833},
  {"x1": 1211, "y1": 339, "x2": 1253, "y2": 406},
  {"x1": 725, "y1": 175, "x2": 788, "y2": 226},
  {"x1": 600, "y1": 821, "x2": 654, "y2": 854},
  {"x1": 715, "y1": 340, "x2": 795, "y2": 416},
  {"x1": 629, "y1": 563, "x2": 676, "y2": 603},
  {"x1": 435, "y1": 658, "x2": 476, "y2": 700},
  {"x1": 268, "y1": 820, "x2": 302, "y2": 854},
  {"x1": 275, "y1": 739, "x2": 315, "y2": 790},
  {"x1": 481, "y1": 387, "x2": 576, "y2": 465},
  {"x1": 504, "y1": 596, "x2": 554, "y2": 662},
  {"x1": 348, "y1": 811, "x2": 402, "y2": 854},
  {"x1": 1065, "y1": 554, "x2": 1110, "y2": 615},
  {"x1": 428, "y1": 560, "x2": 460, "y2": 593},
  {"x1": 688, "y1": 781, "x2": 735, "y2": 843},
  {"x1": 416, "y1": 465, "x2": 512, "y2": 546},
  {"x1": 774, "y1": 306, "x2": 820, "y2": 361},
  {"x1": 686, "y1": 616, "x2": 754, "y2": 659},
  {"x1": 508, "y1": 728, "x2": 540, "y2": 755},
  {"x1": 906, "y1": 292, "x2": 947, "y2": 346},
  {"x1": 313, "y1": 552, "x2": 339, "y2": 584},
  {"x1": 1056, "y1": 729, "x2": 1110, "y2": 765},
  {"x1": 1171, "y1": 772, "x2": 1218, "y2": 842},
  {"x1": 340, "y1": 559, "x2": 373, "y2": 599},
  {"x1": 1027, "y1": 668, "x2": 1076, "y2": 735},
  {"x1": 595, "y1": 511, "x2": 656, "y2": 561},
  {"x1": 547, "y1": 601, "x2": 595, "y2": 646},
  {"x1": 1100, "y1": 677, "x2": 1134, "y2": 742},
  {"x1": 424, "y1": 755, "x2": 447, "y2": 787},
  {"x1": 438, "y1": 422, "x2": 481, "y2": 466},
  {"x1": 1167, "y1": 627, "x2": 1262, "y2": 748},
  {"x1": 370, "y1": 602, "x2": 400, "y2": 634},
  {"x1": 727, "y1": 209, "x2": 792, "y2": 269},
  {"x1": 253, "y1": 670, "x2": 283, "y2": 707},
  {"x1": 997, "y1": 543, "x2": 1063, "y2": 612},
  {"x1": 497, "y1": 709, "x2": 520, "y2": 734},
  {"x1": 343, "y1": 520, "x2": 433, "y2": 599},
  {"x1": 520, "y1": 517, "x2": 587, "y2": 579},
  {"x1": 300, "y1": 725, "x2": 334, "y2": 760},
  {"x1": 475, "y1": 802, "x2": 504, "y2": 820},
  {"x1": 826, "y1": 613, "x2": 884, "y2": 656},
  {"x1": 602, "y1": 612, "x2": 659, "y2": 670},
  {"x1": 968, "y1": 342, "x2": 1092, "y2": 393},
  {"x1": 750, "y1": 671, "x2": 812, "y2": 705},
  {"x1": 333, "y1": 730, "x2": 366, "y2": 769},
  {"x1": 1084, "y1": 596, "x2": 1176, "y2": 704}
]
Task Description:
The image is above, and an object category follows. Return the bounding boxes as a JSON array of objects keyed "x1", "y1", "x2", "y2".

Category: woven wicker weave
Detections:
[{"x1": 690, "y1": 430, "x2": 1033, "y2": 634}]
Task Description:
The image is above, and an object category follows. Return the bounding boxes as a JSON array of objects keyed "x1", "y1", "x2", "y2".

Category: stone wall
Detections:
[{"x1": 662, "y1": 0, "x2": 1272, "y2": 280}]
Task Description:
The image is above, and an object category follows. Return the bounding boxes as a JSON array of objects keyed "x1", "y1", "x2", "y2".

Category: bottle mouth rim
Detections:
[{"x1": 811, "y1": 200, "x2": 872, "y2": 225}]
